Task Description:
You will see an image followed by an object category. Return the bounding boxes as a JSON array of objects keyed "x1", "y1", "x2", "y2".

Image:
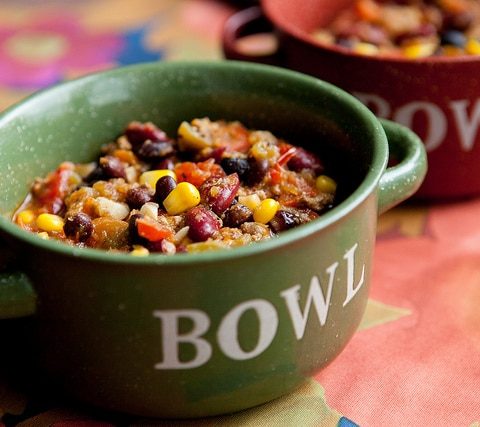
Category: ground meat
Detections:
[{"x1": 240, "y1": 222, "x2": 272, "y2": 241}]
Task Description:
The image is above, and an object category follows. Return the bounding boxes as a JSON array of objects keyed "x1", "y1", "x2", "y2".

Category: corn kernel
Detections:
[
  {"x1": 139, "y1": 169, "x2": 177, "y2": 189},
  {"x1": 353, "y1": 42, "x2": 379, "y2": 56},
  {"x1": 238, "y1": 194, "x2": 261, "y2": 211},
  {"x1": 17, "y1": 209, "x2": 35, "y2": 225},
  {"x1": 250, "y1": 140, "x2": 280, "y2": 162},
  {"x1": 37, "y1": 232, "x2": 50, "y2": 240},
  {"x1": 465, "y1": 38, "x2": 480, "y2": 55},
  {"x1": 402, "y1": 42, "x2": 436, "y2": 59},
  {"x1": 316, "y1": 175, "x2": 337, "y2": 193},
  {"x1": 130, "y1": 245, "x2": 150, "y2": 256},
  {"x1": 178, "y1": 121, "x2": 212, "y2": 151},
  {"x1": 163, "y1": 182, "x2": 200, "y2": 215},
  {"x1": 36, "y1": 213, "x2": 64, "y2": 232},
  {"x1": 253, "y1": 198, "x2": 280, "y2": 224},
  {"x1": 442, "y1": 45, "x2": 463, "y2": 56}
]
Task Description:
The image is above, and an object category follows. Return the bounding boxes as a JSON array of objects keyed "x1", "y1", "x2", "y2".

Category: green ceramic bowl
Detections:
[{"x1": 0, "y1": 61, "x2": 426, "y2": 418}]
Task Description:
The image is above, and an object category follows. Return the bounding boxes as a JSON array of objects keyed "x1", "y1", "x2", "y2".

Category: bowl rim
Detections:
[
  {"x1": 261, "y1": 0, "x2": 480, "y2": 65},
  {"x1": 0, "y1": 60, "x2": 387, "y2": 266}
]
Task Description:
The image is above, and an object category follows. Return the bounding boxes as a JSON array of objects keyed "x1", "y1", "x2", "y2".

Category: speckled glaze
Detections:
[
  {"x1": 223, "y1": 1, "x2": 480, "y2": 199},
  {"x1": 0, "y1": 61, "x2": 426, "y2": 418}
]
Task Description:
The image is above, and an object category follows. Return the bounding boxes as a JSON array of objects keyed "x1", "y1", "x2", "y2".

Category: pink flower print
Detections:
[{"x1": 0, "y1": 12, "x2": 123, "y2": 89}]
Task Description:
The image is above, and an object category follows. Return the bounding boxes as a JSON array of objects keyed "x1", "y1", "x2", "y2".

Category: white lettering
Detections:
[
  {"x1": 449, "y1": 99, "x2": 480, "y2": 151},
  {"x1": 342, "y1": 243, "x2": 365, "y2": 307},
  {"x1": 152, "y1": 242, "x2": 365, "y2": 368},
  {"x1": 393, "y1": 101, "x2": 446, "y2": 151},
  {"x1": 217, "y1": 299, "x2": 278, "y2": 360},
  {"x1": 153, "y1": 309, "x2": 211, "y2": 369},
  {"x1": 280, "y1": 263, "x2": 338, "y2": 340}
]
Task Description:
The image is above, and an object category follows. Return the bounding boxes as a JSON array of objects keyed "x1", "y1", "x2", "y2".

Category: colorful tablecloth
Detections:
[{"x1": 0, "y1": 1, "x2": 479, "y2": 426}]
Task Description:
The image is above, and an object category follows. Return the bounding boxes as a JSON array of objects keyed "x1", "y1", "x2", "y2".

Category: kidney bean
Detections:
[
  {"x1": 185, "y1": 206, "x2": 221, "y2": 242},
  {"x1": 126, "y1": 186, "x2": 153, "y2": 209},
  {"x1": 244, "y1": 157, "x2": 269, "y2": 186},
  {"x1": 287, "y1": 148, "x2": 324, "y2": 174},
  {"x1": 223, "y1": 203, "x2": 252, "y2": 228},
  {"x1": 146, "y1": 239, "x2": 176, "y2": 254},
  {"x1": 125, "y1": 121, "x2": 169, "y2": 147},
  {"x1": 443, "y1": 11, "x2": 474, "y2": 32},
  {"x1": 396, "y1": 23, "x2": 437, "y2": 45},
  {"x1": 200, "y1": 173, "x2": 240, "y2": 215},
  {"x1": 154, "y1": 175, "x2": 177, "y2": 204},
  {"x1": 209, "y1": 147, "x2": 227, "y2": 164},
  {"x1": 63, "y1": 212, "x2": 93, "y2": 242},
  {"x1": 99, "y1": 155, "x2": 126, "y2": 179}
]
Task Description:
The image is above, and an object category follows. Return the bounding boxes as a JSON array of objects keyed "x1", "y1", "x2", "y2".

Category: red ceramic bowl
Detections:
[{"x1": 222, "y1": 1, "x2": 480, "y2": 200}]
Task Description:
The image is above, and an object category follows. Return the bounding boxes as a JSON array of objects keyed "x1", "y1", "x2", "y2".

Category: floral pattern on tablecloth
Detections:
[
  {"x1": 1, "y1": 0, "x2": 480, "y2": 426},
  {"x1": 316, "y1": 202, "x2": 480, "y2": 426}
]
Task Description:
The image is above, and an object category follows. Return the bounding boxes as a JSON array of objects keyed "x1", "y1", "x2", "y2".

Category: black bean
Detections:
[
  {"x1": 136, "y1": 140, "x2": 176, "y2": 161},
  {"x1": 128, "y1": 213, "x2": 146, "y2": 245},
  {"x1": 126, "y1": 186, "x2": 153, "y2": 209},
  {"x1": 221, "y1": 157, "x2": 250, "y2": 178},
  {"x1": 269, "y1": 210, "x2": 299, "y2": 233},
  {"x1": 64, "y1": 212, "x2": 93, "y2": 242},
  {"x1": 244, "y1": 157, "x2": 269, "y2": 186},
  {"x1": 440, "y1": 30, "x2": 466, "y2": 48},
  {"x1": 83, "y1": 165, "x2": 105, "y2": 183},
  {"x1": 154, "y1": 175, "x2": 177, "y2": 204},
  {"x1": 336, "y1": 38, "x2": 355, "y2": 49},
  {"x1": 223, "y1": 203, "x2": 252, "y2": 228},
  {"x1": 99, "y1": 155, "x2": 126, "y2": 179}
]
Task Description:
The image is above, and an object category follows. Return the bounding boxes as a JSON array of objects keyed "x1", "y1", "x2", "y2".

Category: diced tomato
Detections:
[
  {"x1": 136, "y1": 217, "x2": 174, "y2": 242},
  {"x1": 355, "y1": 0, "x2": 381, "y2": 21},
  {"x1": 278, "y1": 141, "x2": 294, "y2": 154},
  {"x1": 277, "y1": 147, "x2": 297, "y2": 166},
  {"x1": 287, "y1": 173, "x2": 317, "y2": 196},
  {"x1": 277, "y1": 172, "x2": 317, "y2": 207},
  {"x1": 175, "y1": 159, "x2": 225, "y2": 187},
  {"x1": 223, "y1": 122, "x2": 250, "y2": 153},
  {"x1": 279, "y1": 193, "x2": 302, "y2": 207},
  {"x1": 269, "y1": 165, "x2": 283, "y2": 185},
  {"x1": 35, "y1": 162, "x2": 75, "y2": 214}
]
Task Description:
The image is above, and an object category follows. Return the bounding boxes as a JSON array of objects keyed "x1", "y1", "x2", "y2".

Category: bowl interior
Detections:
[
  {"x1": 263, "y1": 0, "x2": 354, "y2": 34},
  {"x1": 0, "y1": 61, "x2": 384, "y2": 256}
]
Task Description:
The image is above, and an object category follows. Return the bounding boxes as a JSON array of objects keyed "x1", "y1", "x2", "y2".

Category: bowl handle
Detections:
[
  {"x1": 0, "y1": 239, "x2": 36, "y2": 319},
  {"x1": 378, "y1": 119, "x2": 427, "y2": 215},
  {"x1": 222, "y1": 6, "x2": 283, "y2": 65},
  {"x1": 0, "y1": 271, "x2": 36, "y2": 319}
]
